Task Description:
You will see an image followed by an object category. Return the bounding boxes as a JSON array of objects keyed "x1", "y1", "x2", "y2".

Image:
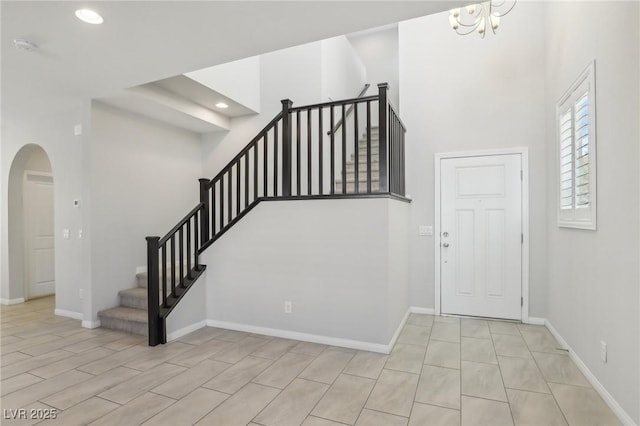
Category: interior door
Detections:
[
  {"x1": 440, "y1": 154, "x2": 522, "y2": 320},
  {"x1": 24, "y1": 173, "x2": 55, "y2": 298}
]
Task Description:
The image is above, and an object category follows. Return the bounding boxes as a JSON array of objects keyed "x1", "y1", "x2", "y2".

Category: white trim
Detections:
[
  {"x1": 206, "y1": 310, "x2": 411, "y2": 355},
  {"x1": 387, "y1": 309, "x2": 411, "y2": 352},
  {"x1": 82, "y1": 319, "x2": 101, "y2": 329},
  {"x1": 410, "y1": 306, "x2": 435, "y2": 315},
  {"x1": 544, "y1": 319, "x2": 636, "y2": 426},
  {"x1": 23, "y1": 170, "x2": 55, "y2": 301},
  {"x1": 54, "y1": 309, "x2": 83, "y2": 320},
  {"x1": 556, "y1": 60, "x2": 597, "y2": 230},
  {"x1": 0, "y1": 297, "x2": 25, "y2": 305},
  {"x1": 524, "y1": 316, "x2": 545, "y2": 326},
  {"x1": 434, "y1": 147, "x2": 530, "y2": 322},
  {"x1": 167, "y1": 320, "x2": 207, "y2": 342}
]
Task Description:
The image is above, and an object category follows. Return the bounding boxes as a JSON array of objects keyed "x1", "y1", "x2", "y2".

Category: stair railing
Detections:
[{"x1": 146, "y1": 82, "x2": 406, "y2": 346}]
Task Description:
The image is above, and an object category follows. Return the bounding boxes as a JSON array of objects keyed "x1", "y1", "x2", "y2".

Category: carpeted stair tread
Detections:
[
  {"x1": 99, "y1": 306, "x2": 147, "y2": 323},
  {"x1": 119, "y1": 287, "x2": 148, "y2": 309}
]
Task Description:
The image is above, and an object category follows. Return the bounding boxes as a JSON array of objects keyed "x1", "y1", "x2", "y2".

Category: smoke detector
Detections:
[{"x1": 14, "y1": 39, "x2": 38, "y2": 52}]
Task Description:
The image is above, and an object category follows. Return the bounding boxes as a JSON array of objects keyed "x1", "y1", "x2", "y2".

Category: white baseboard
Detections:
[
  {"x1": 82, "y1": 319, "x2": 101, "y2": 329},
  {"x1": 544, "y1": 319, "x2": 636, "y2": 426},
  {"x1": 167, "y1": 320, "x2": 207, "y2": 342},
  {"x1": 525, "y1": 316, "x2": 546, "y2": 325},
  {"x1": 1, "y1": 297, "x2": 25, "y2": 305},
  {"x1": 206, "y1": 319, "x2": 392, "y2": 354},
  {"x1": 135, "y1": 266, "x2": 146, "y2": 275},
  {"x1": 387, "y1": 308, "x2": 411, "y2": 352},
  {"x1": 54, "y1": 309, "x2": 83, "y2": 320},
  {"x1": 410, "y1": 306, "x2": 435, "y2": 315}
]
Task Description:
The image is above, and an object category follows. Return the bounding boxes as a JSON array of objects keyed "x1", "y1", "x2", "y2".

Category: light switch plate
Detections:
[{"x1": 419, "y1": 225, "x2": 433, "y2": 236}]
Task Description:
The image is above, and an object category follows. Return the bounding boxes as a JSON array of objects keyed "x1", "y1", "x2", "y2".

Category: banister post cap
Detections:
[
  {"x1": 281, "y1": 99, "x2": 293, "y2": 108},
  {"x1": 377, "y1": 82, "x2": 389, "y2": 90}
]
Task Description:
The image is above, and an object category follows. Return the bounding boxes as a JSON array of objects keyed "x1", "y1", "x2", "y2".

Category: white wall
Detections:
[
  {"x1": 544, "y1": 2, "x2": 639, "y2": 423},
  {"x1": 202, "y1": 38, "x2": 369, "y2": 179},
  {"x1": 166, "y1": 274, "x2": 206, "y2": 339},
  {"x1": 88, "y1": 102, "x2": 203, "y2": 321},
  {"x1": 398, "y1": 4, "x2": 547, "y2": 317},
  {"x1": 204, "y1": 198, "x2": 409, "y2": 349},
  {"x1": 202, "y1": 42, "x2": 323, "y2": 177},
  {"x1": 186, "y1": 56, "x2": 261, "y2": 113},
  {"x1": 348, "y1": 26, "x2": 400, "y2": 109},
  {"x1": 2, "y1": 105, "x2": 87, "y2": 314},
  {"x1": 321, "y1": 36, "x2": 367, "y2": 102},
  {"x1": 387, "y1": 199, "x2": 410, "y2": 338}
]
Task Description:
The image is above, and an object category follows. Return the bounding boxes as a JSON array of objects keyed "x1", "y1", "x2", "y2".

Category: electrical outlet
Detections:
[
  {"x1": 284, "y1": 301, "x2": 292, "y2": 314},
  {"x1": 600, "y1": 340, "x2": 607, "y2": 363},
  {"x1": 63, "y1": 229, "x2": 70, "y2": 240},
  {"x1": 78, "y1": 229, "x2": 83, "y2": 239}
]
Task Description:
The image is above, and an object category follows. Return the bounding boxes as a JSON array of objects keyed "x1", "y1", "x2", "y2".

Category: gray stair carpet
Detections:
[
  {"x1": 97, "y1": 271, "x2": 151, "y2": 336},
  {"x1": 335, "y1": 132, "x2": 381, "y2": 193}
]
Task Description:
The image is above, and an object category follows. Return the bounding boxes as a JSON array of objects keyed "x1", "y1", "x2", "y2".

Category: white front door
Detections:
[
  {"x1": 24, "y1": 173, "x2": 55, "y2": 298},
  {"x1": 440, "y1": 154, "x2": 522, "y2": 320}
]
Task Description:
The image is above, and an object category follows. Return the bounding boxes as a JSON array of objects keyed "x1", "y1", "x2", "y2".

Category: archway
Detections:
[{"x1": 7, "y1": 144, "x2": 54, "y2": 302}]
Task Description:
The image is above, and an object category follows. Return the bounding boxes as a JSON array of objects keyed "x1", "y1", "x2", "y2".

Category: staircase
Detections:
[
  {"x1": 335, "y1": 127, "x2": 380, "y2": 193},
  {"x1": 98, "y1": 272, "x2": 150, "y2": 336},
  {"x1": 96, "y1": 83, "x2": 406, "y2": 344}
]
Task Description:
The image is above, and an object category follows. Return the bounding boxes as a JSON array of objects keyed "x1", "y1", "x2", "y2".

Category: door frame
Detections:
[
  {"x1": 434, "y1": 147, "x2": 530, "y2": 322},
  {"x1": 23, "y1": 170, "x2": 55, "y2": 300}
]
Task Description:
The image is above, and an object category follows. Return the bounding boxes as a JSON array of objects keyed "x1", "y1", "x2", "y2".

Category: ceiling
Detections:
[
  {"x1": 1, "y1": 1, "x2": 459, "y2": 132},
  {"x1": 99, "y1": 75, "x2": 257, "y2": 133}
]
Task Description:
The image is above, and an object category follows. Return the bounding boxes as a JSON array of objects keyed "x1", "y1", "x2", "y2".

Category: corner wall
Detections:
[
  {"x1": 1, "y1": 105, "x2": 87, "y2": 314},
  {"x1": 88, "y1": 102, "x2": 203, "y2": 321},
  {"x1": 203, "y1": 198, "x2": 410, "y2": 351},
  {"x1": 398, "y1": 3, "x2": 547, "y2": 317},
  {"x1": 544, "y1": 2, "x2": 640, "y2": 423}
]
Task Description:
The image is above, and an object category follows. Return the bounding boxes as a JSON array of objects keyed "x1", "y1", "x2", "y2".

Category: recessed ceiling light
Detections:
[
  {"x1": 215, "y1": 102, "x2": 229, "y2": 109},
  {"x1": 75, "y1": 9, "x2": 104, "y2": 25}
]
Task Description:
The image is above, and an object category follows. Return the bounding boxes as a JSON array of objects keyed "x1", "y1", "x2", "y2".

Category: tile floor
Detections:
[{"x1": 0, "y1": 297, "x2": 622, "y2": 426}]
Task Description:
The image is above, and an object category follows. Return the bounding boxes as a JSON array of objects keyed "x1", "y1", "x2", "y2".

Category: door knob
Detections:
[
  {"x1": 442, "y1": 242, "x2": 450, "y2": 247},
  {"x1": 443, "y1": 232, "x2": 449, "y2": 237}
]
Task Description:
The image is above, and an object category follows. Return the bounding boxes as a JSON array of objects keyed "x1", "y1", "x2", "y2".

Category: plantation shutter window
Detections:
[{"x1": 556, "y1": 61, "x2": 597, "y2": 230}]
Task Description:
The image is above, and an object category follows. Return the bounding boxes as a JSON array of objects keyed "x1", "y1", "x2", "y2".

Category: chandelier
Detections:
[{"x1": 449, "y1": 1, "x2": 517, "y2": 38}]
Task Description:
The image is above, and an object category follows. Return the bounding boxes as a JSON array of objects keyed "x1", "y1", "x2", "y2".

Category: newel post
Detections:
[
  {"x1": 198, "y1": 178, "x2": 210, "y2": 251},
  {"x1": 281, "y1": 99, "x2": 293, "y2": 197},
  {"x1": 146, "y1": 236, "x2": 164, "y2": 346},
  {"x1": 378, "y1": 83, "x2": 389, "y2": 192}
]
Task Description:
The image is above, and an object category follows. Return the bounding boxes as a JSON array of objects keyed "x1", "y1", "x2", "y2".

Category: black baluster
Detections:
[
  {"x1": 170, "y1": 235, "x2": 175, "y2": 295},
  {"x1": 378, "y1": 83, "x2": 389, "y2": 192},
  {"x1": 366, "y1": 101, "x2": 372, "y2": 193},
  {"x1": 307, "y1": 109, "x2": 312, "y2": 195},
  {"x1": 330, "y1": 105, "x2": 335, "y2": 195},
  {"x1": 341, "y1": 104, "x2": 346, "y2": 194},
  {"x1": 354, "y1": 103, "x2": 359, "y2": 194},
  {"x1": 318, "y1": 107, "x2": 323, "y2": 195},
  {"x1": 296, "y1": 110, "x2": 301, "y2": 196},
  {"x1": 263, "y1": 134, "x2": 268, "y2": 197}
]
